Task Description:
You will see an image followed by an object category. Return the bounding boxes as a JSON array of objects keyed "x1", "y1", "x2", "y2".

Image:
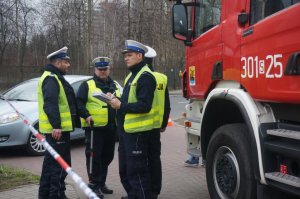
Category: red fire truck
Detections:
[{"x1": 171, "y1": 0, "x2": 300, "y2": 198}]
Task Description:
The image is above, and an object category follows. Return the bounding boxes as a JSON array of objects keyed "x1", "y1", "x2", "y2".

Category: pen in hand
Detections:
[{"x1": 107, "y1": 92, "x2": 116, "y2": 100}]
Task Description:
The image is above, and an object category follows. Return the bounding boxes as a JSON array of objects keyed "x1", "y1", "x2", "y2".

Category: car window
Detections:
[{"x1": 3, "y1": 80, "x2": 38, "y2": 101}]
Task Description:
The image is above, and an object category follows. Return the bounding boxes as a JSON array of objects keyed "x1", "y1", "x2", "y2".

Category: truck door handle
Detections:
[{"x1": 242, "y1": 27, "x2": 254, "y2": 37}]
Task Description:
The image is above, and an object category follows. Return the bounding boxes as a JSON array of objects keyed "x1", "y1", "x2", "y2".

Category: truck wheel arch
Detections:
[{"x1": 201, "y1": 93, "x2": 261, "y2": 181}]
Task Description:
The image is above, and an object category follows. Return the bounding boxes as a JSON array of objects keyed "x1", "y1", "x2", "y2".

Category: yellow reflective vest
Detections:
[
  {"x1": 38, "y1": 71, "x2": 72, "y2": 133},
  {"x1": 124, "y1": 65, "x2": 160, "y2": 133},
  {"x1": 80, "y1": 79, "x2": 121, "y2": 127},
  {"x1": 153, "y1": 71, "x2": 168, "y2": 128}
]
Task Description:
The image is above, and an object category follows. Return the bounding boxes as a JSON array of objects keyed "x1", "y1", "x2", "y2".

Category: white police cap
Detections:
[
  {"x1": 47, "y1": 46, "x2": 70, "y2": 60},
  {"x1": 92, "y1": 57, "x2": 111, "y2": 68},
  {"x1": 123, "y1": 40, "x2": 148, "y2": 55},
  {"x1": 145, "y1": 45, "x2": 157, "y2": 58}
]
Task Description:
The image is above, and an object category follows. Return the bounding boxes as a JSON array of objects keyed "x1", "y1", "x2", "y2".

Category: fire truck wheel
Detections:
[{"x1": 206, "y1": 123, "x2": 256, "y2": 199}]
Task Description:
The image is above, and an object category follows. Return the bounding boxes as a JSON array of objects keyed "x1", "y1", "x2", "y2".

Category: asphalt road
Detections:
[{"x1": 0, "y1": 94, "x2": 209, "y2": 199}]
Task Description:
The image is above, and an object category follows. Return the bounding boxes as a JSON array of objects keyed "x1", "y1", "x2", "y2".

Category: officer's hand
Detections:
[
  {"x1": 109, "y1": 98, "x2": 121, "y2": 109},
  {"x1": 160, "y1": 128, "x2": 166, "y2": 133},
  {"x1": 85, "y1": 116, "x2": 94, "y2": 126},
  {"x1": 107, "y1": 92, "x2": 116, "y2": 99},
  {"x1": 52, "y1": 129, "x2": 62, "y2": 140}
]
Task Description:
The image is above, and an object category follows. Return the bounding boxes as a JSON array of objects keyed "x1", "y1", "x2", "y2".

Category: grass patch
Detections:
[{"x1": 0, "y1": 164, "x2": 39, "y2": 192}]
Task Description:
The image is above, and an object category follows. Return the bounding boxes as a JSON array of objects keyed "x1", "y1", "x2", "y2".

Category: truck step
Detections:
[
  {"x1": 264, "y1": 140, "x2": 300, "y2": 158},
  {"x1": 267, "y1": 129, "x2": 300, "y2": 140},
  {"x1": 265, "y1": 172, "x2": 300, "y2": 188}
]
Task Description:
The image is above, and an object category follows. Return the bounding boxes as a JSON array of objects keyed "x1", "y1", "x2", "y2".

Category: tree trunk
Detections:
[
  {"x1": 87, "y1": 0, "x2": 92, "y2": 65},
  {"x1": 127, "y1": 0, "x2": 131, "y2": 38}
]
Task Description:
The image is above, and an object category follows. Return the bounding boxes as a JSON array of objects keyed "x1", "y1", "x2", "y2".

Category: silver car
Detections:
[{"x1": 0, "y1": 75, "x2": 94, "y2": 156}]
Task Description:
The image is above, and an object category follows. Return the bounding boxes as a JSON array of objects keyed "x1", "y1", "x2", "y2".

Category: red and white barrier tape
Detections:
[{"x1": 0, "y1": 95, "x2": 99, "y2": 199}]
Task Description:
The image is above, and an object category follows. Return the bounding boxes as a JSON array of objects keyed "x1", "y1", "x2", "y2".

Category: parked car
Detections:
[{"x1": 0, "y1": 75, "x2": 123, "y2": 156}]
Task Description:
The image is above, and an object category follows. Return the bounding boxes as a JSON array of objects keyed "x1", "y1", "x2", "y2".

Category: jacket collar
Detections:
[
  {"x1": 44, "y1": 64, "x2": 64, "y2": 77},
  {"x1": 129, "y1": 61, "x2": 146, "y2": 75}
]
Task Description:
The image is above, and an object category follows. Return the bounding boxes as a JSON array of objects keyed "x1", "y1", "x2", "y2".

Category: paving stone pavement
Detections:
[
  {"x1": 0, "y1": 184, "x2": 78, "y2": 199},
  {"x1": 0, "y1": 125, "x2": 209, "y2": 199}
]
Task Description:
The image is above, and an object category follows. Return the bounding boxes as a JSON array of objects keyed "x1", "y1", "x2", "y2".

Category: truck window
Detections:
[
  {"x1": 250, "y1": 0, "x2": 300, "y2": 25},
  {"x1": 194, "y1": 0, "x2": 221, "y2": 37}
]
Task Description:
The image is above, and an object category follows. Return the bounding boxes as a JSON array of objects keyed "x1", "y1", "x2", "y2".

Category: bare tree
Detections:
[
  {"x1": 0, "y1": 0, "x2": 15, "y2": 66},
  {"x1": 0, "y1": 0, "x2": 184, "y2": 90}
]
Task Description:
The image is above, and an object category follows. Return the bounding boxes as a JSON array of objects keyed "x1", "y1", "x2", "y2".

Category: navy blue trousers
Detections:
[
  {"x1": 119, "y1": 129, "x2": 152, "y2": 199},
  {"x1": 85, "y1": 127, "x2": 115, "y2": 188},
  {"x1": 39, "y1": 132, "x2": 71, "y2": 199},
  {"x1": 149, "y1": 129, "x2": 162, "y2": 195}
]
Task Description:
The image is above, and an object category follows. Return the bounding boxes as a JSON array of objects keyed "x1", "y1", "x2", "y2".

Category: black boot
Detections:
[
  {"x1": 38, "y1": 194, "x2": 48, "y2": 199},
  {"x1": 59, "y1": 192, "x2": 69, "y2": 199},
  {"x1": 101, "y1": 184, "x2": 113, "y2": 194},
  {"x1": 151, "y1": 192, "x2": 158, "y2": 199},
  {"x1": 88, "y1": 183, "x2": 104, "y2": 199},
  {"x1": 93, "y1": 188, "x2": 104, "y2": 199}
]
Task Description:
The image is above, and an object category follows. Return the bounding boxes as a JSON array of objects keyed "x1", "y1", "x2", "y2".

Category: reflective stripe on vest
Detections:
[
  {"x1": 124, "y1": 65, "x2": 160, "y2": 133},
  {"x1": 38, "y1": 71, "x2": 72, "y2": 133},
  {"x1": 113, "y1": 80, "x2": 122, "y2": 98},
  {"x1": 80, "y1": 79, "x2": 121, "y2": 127},
  {"x1": 153, "y1": 71, "x2": 167, "y2": 127}
]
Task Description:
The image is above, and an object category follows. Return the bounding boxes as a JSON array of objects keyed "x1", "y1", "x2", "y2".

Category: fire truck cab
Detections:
[{"x1": 171, "y1": 0, "x2": 300, "y2": 198}]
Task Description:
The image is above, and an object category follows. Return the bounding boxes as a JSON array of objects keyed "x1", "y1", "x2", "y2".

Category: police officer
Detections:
[
  {"x1": 76, "y1": 57, "x2": 121, "y2": 198},
  {"x1": 109, "y1": 40, "x2": 159, "y2": 199},
  {"x1": 144, "y1": 45, "x2": 171, "y2": 199},
  {"x1": 38, "y1": 46, "x2": 78, "y2": 199}
]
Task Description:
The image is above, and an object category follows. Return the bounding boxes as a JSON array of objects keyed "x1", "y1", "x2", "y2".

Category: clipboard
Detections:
[{"x1": 92, "y1": 91, "x2": 113, "y2": 103}]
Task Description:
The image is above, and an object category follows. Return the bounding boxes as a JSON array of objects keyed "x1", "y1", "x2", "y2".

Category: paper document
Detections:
[{"x1": 92, "y1": 91, "x2": 113, "y2": 103}]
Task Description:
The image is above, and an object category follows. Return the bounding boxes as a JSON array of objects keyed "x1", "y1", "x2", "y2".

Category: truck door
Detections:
[
  {"x1": 186, "y1": 0, "x2": 222, "y2": 99},
  {"x1": 240, "y1": 0, "x2": 300, "y2": 103}
]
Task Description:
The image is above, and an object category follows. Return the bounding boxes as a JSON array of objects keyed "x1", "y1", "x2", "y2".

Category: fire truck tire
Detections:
[{"x1": 206, "y1": 123, "x2": 256, "y2": 199}]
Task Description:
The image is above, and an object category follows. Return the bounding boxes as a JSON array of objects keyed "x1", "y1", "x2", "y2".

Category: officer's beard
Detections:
[
  {"x1": 57, "y1": 67, "x2": 66, "y2": 75},
  {"x1": 61, "y1": 70, "x2": 67, "y2": 75},
  {"x1": 58, "y1": 63, "x2": 67, "y2": 75}
]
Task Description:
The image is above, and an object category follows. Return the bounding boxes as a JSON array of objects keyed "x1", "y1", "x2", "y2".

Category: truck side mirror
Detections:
[{"x1": 172, "y1": 4, "x2": 188, "y2": 41}]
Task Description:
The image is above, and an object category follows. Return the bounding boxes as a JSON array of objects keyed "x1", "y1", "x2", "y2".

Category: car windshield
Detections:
[{"x1": 3, "y1": 79, "x2": 38, "y2": 101}]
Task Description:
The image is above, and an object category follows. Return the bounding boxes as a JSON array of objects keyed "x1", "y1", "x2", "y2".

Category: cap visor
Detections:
[
  {"x1": 123, "y1": 49, "x2": 144, "y2": 54},
  {"x1": 60, "y1": 56, "x2": 70, "y2": 60},
  {"x1": 95, "y1": 66, "x2": 109, "y2": 69},
  {"x1": 122, "y1": 49, "x2": 132, "y2": 54}
]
